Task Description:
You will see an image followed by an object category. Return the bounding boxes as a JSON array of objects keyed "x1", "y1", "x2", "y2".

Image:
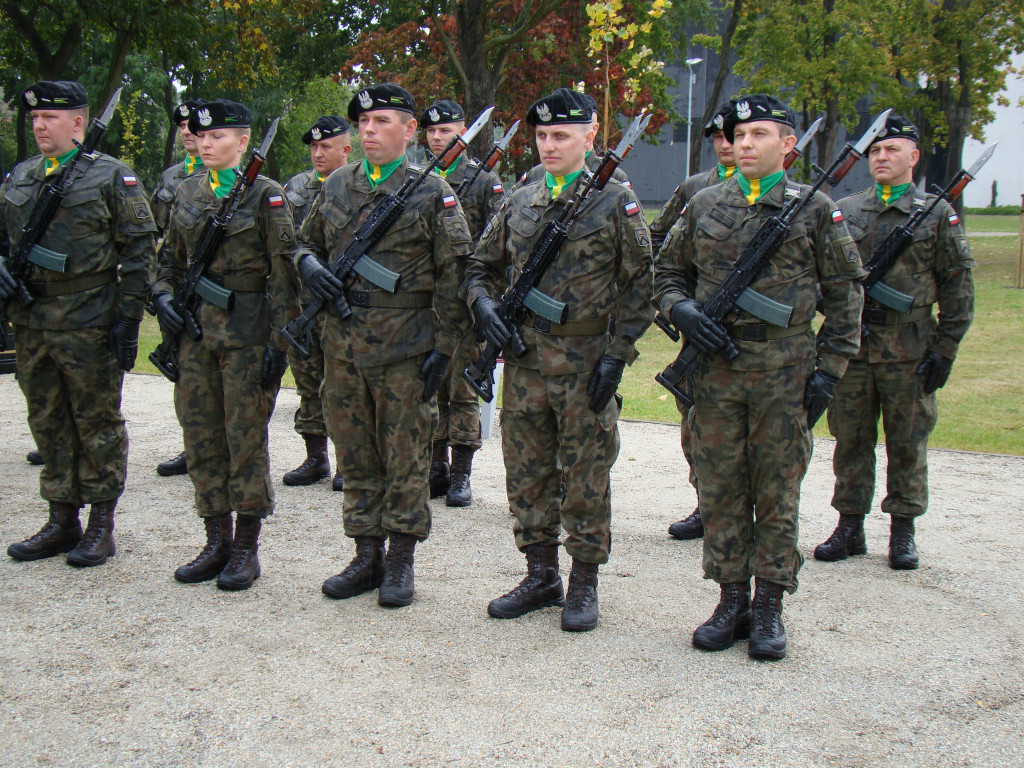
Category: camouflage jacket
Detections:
[
  {"x1": 650, "y1": 167, "x2": 721, "y2": 253},
  {"x1": 295, "y1": 157, "x2": 472, "y2": 366},
  {"x1": 839, "y1": 183, "x2": 974, "y2": 364},
  {"x1": 464, "y1": 175, "x2": 654, "y2": 375},
  {"x1": 154, "y1": 173, "x2": 298, "y2": 352},
  {"x1": 516, "y1": 151, "x2": 631, "y2": 192},
  {"x1": 284, "y1": 169, "x2": 323, "y2": 230},
  {"x1": 438, "y1": 156, "x2": 504, "y2": 242},
  {"x1": 0, "y1": 152, "x2": 156, "y2": 329},
  {"x1": 655, "y1": 173, "x2": 866, "y2": 377},
  {"x1": 151, "y1": 159, "x2": 199, "y2": 236}
]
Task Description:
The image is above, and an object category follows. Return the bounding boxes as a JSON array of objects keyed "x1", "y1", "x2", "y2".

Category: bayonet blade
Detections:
[
  {"x1": 98, "y1": 88, "x2": 123, "y2": 126},
  {"x1": 794, "y1": 116, "x2": 824, "y2": 156},
  {"x1": 495, "y1": 120, "x2": 520, "y2": 151},
  {"x1": 257, "y1": 117, "x2": 280, "y2": 158},
  {"x1": 613, "y1": 112, "x2": 651, "y2": 157},
  {"x1": 966, "y1": 142, "x2": 997, "y2": 178},
  {"x1": 853, "y1": 108, "x2": 894, "y2": 156},
  {"x1": 461, "y1": 106, "x2": 495, "y2": 146}
]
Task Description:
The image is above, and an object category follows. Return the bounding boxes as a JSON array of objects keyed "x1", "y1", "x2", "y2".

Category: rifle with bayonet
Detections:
[
  {"x1": 454, "y1": 120, "x2": 519, "y2": 200},
  {"x1": 0, "y1": 88, "x2": 123, "y2": 345},
  {"x1": 148, "y1": 117, "x2": 280, "y2": 382},
  {"x1": 280, "y1": 106, "x2": 495, "y2": 359},
  {"x1": 463, "y1": 111, "x2": 652, "y2": 403},
  {"x1": 859, "y1": 142, "x2": 996, "y2": 332},
  {"x1": 655, "y1": 108, "x2": 894, "y2": 407}
]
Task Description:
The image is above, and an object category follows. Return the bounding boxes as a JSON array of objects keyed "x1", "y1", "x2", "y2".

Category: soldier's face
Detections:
[
  {"x1": 425, "y1": 122, "x2": 465, "y2": 158},
  {"x1": 178, "y1": 121, "x2": 200, "y2": 156},
  {"x1": 535, "y1": 123, "x2": 592, "y2": 177},
  {"x1": 711, "y1": 130, "x2": 735, "y2": 167},
  {"x1": 31, "y1": 109, "x2": 84, "y2": 157},
  {"x1": 359, "y1": 110, "x2": 417, "y2": 166},
  {"x1": 732, "y1": 121, "x2": 796, "y2": 179},
  {"x1": 197, "y1": 128, "x2": 250, "y2": 171},
  {"x1": 869, "y1": 138, "x2": 919, "y2": 186},
  {"x1": 310, "y1": 134, "x2": 352, "y2": 176}
]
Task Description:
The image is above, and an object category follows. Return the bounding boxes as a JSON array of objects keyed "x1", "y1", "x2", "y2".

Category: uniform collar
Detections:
[
  {"x1": 863, "y1": 180, "x2": 920, "y2": 213},
  {"x1": 719, "y1": 172, "x2": 790, "y2": 209},
  {"x1": 354, "y1": 155, "x2": 409, "y2": 194}
]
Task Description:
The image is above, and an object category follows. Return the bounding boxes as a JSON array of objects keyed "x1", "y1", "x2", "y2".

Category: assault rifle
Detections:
[
  {"x1": 463, "y1": 112, "x2": 652, "y2": 403},
  {"x1": 655, "y1": 108, "x2": 893, "y2": 407},
  {"x1": 0, "y1": 88, "x2": 122, "y2": 344},
  {"x1": 280, "y1": 106, "x2": 495, "y2": 359},
  {"x1": 148, "y1": 118, "x2": 280, "y2": 382},
  {"x1": 454, "y1": 120, "x2": 519, "y2": 200},
  {"x1": 860, "y1": 142, "x2": 996, "y2": 330}
]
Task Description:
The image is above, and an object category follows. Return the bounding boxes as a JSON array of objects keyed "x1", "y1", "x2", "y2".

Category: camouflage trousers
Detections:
[
  {"x1": 676, "y1": 399, "x2": 698, "y2": 493},
  {"x1": 827, "y1": 359, "x2": 937, "y2": 519},
  {"x1": 692, "y1": 361, "x2": 813, "y2": 593},
  {"x1": 287, "y1": 315, "x2": 327, "y2": 438},
  {"x1": 432, "y1": 333, "x2": 482, "y2": 450},
  {"x1": 15, "y1": 325, "x2": 127, "y2": 505},
  {"x1": 320, "y1": 333, "x2": 436, "y2": 540},
  {"x1": 174, "y1": 337, "x2": 277, "y2": 518},
  {"x1": 501, "y1": 365, "x2": 621, "y2": 565}
]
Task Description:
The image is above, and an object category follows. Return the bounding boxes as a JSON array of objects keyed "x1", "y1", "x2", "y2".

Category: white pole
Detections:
[{"x1": 684, "y1": 58, "x2": 704, "y2": 179}]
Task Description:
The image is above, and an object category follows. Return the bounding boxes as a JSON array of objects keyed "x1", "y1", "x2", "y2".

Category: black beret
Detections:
[
  {"x1": 704, "y1": 100, "x2": 737, "y2": 137},
  {"x1": 188, "y1": 99, "x2": 252, "y2": 133},
  {"x1": 724, "y1": 94, "x2": 796, "y2": 143},
  {"x1": 420, "y1": 100, "x2": 465, "y2": 127},
  {"x1": 302, "y1": 115, "x2": 350, "y2": 144},
  {"x1": 525, "y1": 88, "x2": 593, "y2": 126},
  {"x1": 22, "y1": 81, "x2": 88, "y2": 111},
  {"x1": 579, "y1": 92, "x2": 599, "y2": 115},
  {"x1": 348, "y1": 83, "x2": 417, "y2": 122},
  {"x1": 172, "y1": 99, "x2": 207, "y2": 126},
  {"x1": 871, "y1": 114, "x2": 920, "y2": 145}
]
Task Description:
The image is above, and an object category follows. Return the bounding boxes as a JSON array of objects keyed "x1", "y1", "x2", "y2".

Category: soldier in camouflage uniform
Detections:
[
  {"x1": 464, "y1": 88, "x2": 653, "y2": 632},
  {"x1": 816, "y1": 115, "x2": 974, "y2": 570},
  {"x1": 280, "y1": 115, "x2": 351, "y2": 490},
  {"x1": 293, "y1": 83, "x2": 471, "y2": 608},
  {"x1": 153, "y1": 99, "x2": 298, "y2": 591},
  {"x1": 420, "y1": 99, "x2": 504, "y2": 507},
  {"x1": 651, "y1": 100, "x2": 737, "y2": 542},
  {"x1": 2, "y1": 80, "x2": 156, "y2": 567},
  {"x1": 655, "y1": 94, "x2": 865, "y2": 659}
]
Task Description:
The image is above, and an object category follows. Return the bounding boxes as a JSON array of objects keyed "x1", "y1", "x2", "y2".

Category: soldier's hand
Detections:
[
  {"x1": 472, "y1": 296, "x2": 512, "y2": 350},
  {"x1": 917, "y1": 350, "x2": 953, "y2": 395},
  {"x1": 669, "y1": 299, "x2": 729, "y2": 354},
  {"x1": 418, "y1": 350, "x2": 451, "y2": 402},
  {"x1": 0, "y1": 262, "x2": 17, "y2": 300},
  {"x1": 153, "y1": 293, "x2": 184, "y2": 336},
  {"x1": 261, "y1": 345, "x2": 289, "y2": 389},
  {"x1": 587, "y1": 354, "x2": 626, "y2": 413},
  {"x1": 298, "y1": 254, "x2": 343, "y2": 303},
  {"x1": 804, "y1": 369, "x2": 840, "y2": 428},
  {"x1": 108, "y1": 316, "x2": 141, "y2": 371}
]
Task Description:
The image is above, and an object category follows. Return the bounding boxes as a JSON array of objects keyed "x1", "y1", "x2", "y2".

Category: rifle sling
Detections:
[
  {"x1": 530, "y1": 314, "x2": 611, "y2": 337},
  {"x1": 347, "y1": 289, "x2": 432, "y2": 309},
  {"x1": 727, "y1": 320, "x2": 812, "y2": 342},
  {"x1": 27, "y1": 267, "x2": 117, "y2": 297},
  {"x1": 863, "y1": 304, "x2": 931, "y2": 326}
]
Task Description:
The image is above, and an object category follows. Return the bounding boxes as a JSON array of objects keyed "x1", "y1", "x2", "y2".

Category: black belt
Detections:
[
  {"x1": 530, "y1": 315, "x2": 611, "y2": 337},
  {"x1": 728, "y1": 321, "x2": 812, "y2": 342},
  {"x1": 863, "y1": 305, "x2": 932, "y2": 325},
  {"x1": 347, "y1": 290, "x2": 433, "y2": 309},
  {"x1": 27, "y1": 268, "x2": 117, "y2": 297}
]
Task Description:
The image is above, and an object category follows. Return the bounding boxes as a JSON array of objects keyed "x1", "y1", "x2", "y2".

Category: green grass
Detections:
[{"x1": 964, "y1": 214, "x2": 1020, "y2": 233}]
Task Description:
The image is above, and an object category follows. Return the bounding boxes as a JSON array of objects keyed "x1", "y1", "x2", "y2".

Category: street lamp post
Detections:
[{"x1": 685, "y1": 57, "x2": 704, "y2": 179}]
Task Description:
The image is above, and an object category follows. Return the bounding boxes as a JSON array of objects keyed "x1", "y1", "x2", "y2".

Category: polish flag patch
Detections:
[
  {"x1": 624, "y1": 201, "x2": 640, "y2": 217},
  {"x1": 442, "y1": 195, "x2": 457, "y2": 208},
  {"x1": 492, "y1": 183, "x2": 504, "y2": 194},
  {"x1": 624, "y1": 181, "x2": 632, "y2": 189},
  {"x1": 268, "y1": 194, "x2": 285, "y2": 208},
  {"x1": 948, "y1": 213, "x2": 961, "y2": 226},
  {"x1": 122, "y1": 175, "x2": 137, "y2": 186},
  {"x1": 832, "y1": 209, "x2": 844, "y2": 223}
]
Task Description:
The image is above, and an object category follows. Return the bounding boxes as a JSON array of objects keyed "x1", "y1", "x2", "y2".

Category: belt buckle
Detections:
[
  {"x1": 349, "y1": 289, "x2": 370, "y2": 307},
  {"x1": 532, "y1": 316, "x2": 552, "y2": 334},
  {"x1": 739, "y1": 324, "x2": 767, "y2": 342},
  {"x1": 864, "y1": 307, "x2": 887, "y2": 325}
]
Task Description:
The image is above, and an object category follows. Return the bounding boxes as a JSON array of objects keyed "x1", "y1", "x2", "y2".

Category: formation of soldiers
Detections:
[{"x1": 1, "y1": 78, "x2": 974, "y2": 660}]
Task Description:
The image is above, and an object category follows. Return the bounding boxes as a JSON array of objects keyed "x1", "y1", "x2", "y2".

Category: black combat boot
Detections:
[
  {"x1": 217, "y1": 515, "x2": 261, "y2": 590},
  {"x1": 332, "y1": 471, "x2": 344, "y2": 492},
  {"x1": 889, "y1": 516, "x2": 919, "y2": 570},
  {"x1": 283, "y1": 434, "x2": 331, "y2": 486},
  {"x1": 487, "y1": 544, "x2": 565, "y2": 618},
  {"x1": 429, "y1": 440, "x2": 450, "y2": 499},
  {"x1": 174, "y1": 514, "x2": 233, "y2": 583},
  {"x1": 322, "y1": 536, "x2": 386, "y2": 599},
  {"x1": 26, "y1": 450, "x2": 43, "y2": 466},
  {"x1": 692, "y1": 581, "x2": 752, "y2": 651},
  {"x1": 378, "y1": 532, "x2": 417, "y2": 607},
  {"x1": 561, "y1": 559, "x2": 599, "y2": 632},
  {"x1": 748, "y1": 578, "x2": 787, "y2": 660},
  {"x1": 668, "y1": 507, "x2": 704, "y2": 540},
  {"x1": 814, "y1": 514, "x2": 867, "y2": 561},
  {"x1": 157, "y1": 451, "x2": 188, "y2": 477},
  {"x1": 67, "y1": 500, "x2": 117, "y2": 567},
  {"x1": 446, "y1": 446, "x2": 474, "y2": 507},
  {"x1": 7, "y1": 501, "x2": 82, "y2": 561}
]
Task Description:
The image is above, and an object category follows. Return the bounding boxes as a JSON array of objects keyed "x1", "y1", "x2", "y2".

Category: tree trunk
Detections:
[{"x1": 691, "y1": 0, "x2": 742, "y2": 177}]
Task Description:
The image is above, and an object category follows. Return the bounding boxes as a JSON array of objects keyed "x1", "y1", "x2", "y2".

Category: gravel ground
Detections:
[{"x1": 1, "y1": 372, "x2": 1022, "y2": 768}]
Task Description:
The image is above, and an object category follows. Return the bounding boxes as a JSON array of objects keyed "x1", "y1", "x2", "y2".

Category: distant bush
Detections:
[{"x1": 965, "y1": 206, "x2": 1020, "y2": 215}]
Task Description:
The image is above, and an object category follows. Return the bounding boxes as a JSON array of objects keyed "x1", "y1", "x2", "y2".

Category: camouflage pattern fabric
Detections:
[
  {"x1": 649, "y1": 167, "x2": 718, "y2": 253},
  {"x1": 151, "y1": 160, "x2": 197, "y2": 237},
  {"x1": 828, "y1": 182, "x2": 974, "y2": 519},
  {"x1": 283, "y1": 168, "x2": 322, "y2": 231}
]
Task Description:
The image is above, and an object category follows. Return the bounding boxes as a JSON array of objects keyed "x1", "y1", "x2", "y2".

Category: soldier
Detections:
[
  {"x1": 152, "y1": 98, "x2": 206, "y2": 479},
  {"x1": 152, "y1": 99, "x2": 298, "y2": 590},
  {"x1": 281, "y1": 115, "x2": 352, "y2": 490},
  {"x1": 816, "y1": 115, "x2": 974, "y2": 570},
  {"x1": 2, "y1": 80, "x2": 156, "y2": 567},
  {"x1": 651, "y1": 100, "x2": 737, "y2": 542},
  {"x1": 654, "y1": 94, "x2": 865, "y2": 659},
  {"x1": 464, "y1": 88, "x2": 653, "y2": 632},
  {"x1": 294, "y1": 83, "x2": 471, "y2": 608},
  {"x1": 420, "y1": 99, "x2": 504, "y2": 507}
]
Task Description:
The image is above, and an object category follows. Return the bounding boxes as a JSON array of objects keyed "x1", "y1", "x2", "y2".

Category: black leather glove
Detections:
[
  {"x1": 0, "y1": 262, "x2": 17, "y2": 300},
  {"x1": 917, "y1": 350, "x2": 954, "y2": 395},
  {"x1": 261, "y1": 345, "x2": 289, "y2": 389},
  {"x1": 804, "y1": 369, "x2": 840, "y2": 428},
  {"x1": 587, "y1": 354, "x2": 626, "y2": 413},
  {"x1": 298, "y1": 254, "x2": 343, "y2": 303},
  {"x1": 153, "y1": 293, "x2": 183, "y2": 336},
  {"x1": 472, "y1": 296, "x2": 511, "y2": 350},
  {"x1": 108, "y1": 316, "x2": 141, "y2": 371},
  {"x1": 669, "y1": 298, "x2": 729, "y2": 354},
  {"x1": 418, "y1": 350, "x2": 451, "y2": 402}
]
